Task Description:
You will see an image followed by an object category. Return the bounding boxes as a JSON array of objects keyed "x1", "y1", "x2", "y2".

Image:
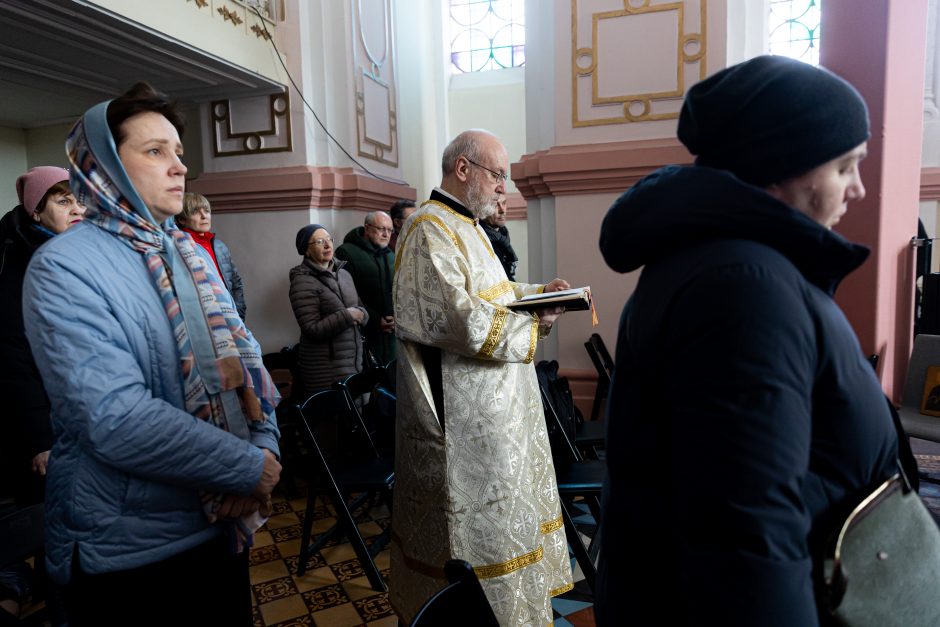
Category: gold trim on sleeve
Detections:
[
  {"x1": 478, "y1": 280, "x2": 513, "y2": 303},
  {"x1": 550, "y1": 582, "x2": 574, "y2": 597},
  {"x1": 473, "y1": 545, "x2": 544, "y2": 579},
  {"x1": 538, "y1": 284, "x2": 546, "y2": 294},
  {"x1": 422, "y1": 199, "x2": 495, "y2": 259},
  {"x1": 423, "y1": 199, "x2": 475, "y2": 225},
  {"x1": 540, "y1": 515, "x2": 563, "y2": 534},
  {"x1": 524, "y1": 318, "x2": 538, "y2": 364},
  {"x1": 478, "y1": 307, "x2": 509, "y2": 359},
  {"x1": 395, "y1": 214, "x2": 466, "y2": 272}
]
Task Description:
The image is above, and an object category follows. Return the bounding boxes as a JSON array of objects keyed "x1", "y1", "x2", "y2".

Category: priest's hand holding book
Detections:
[
  {"x1": 507, "y1": 280, "x2": 598, "y2": 327},
  {"x1": 535, "y1": 278, "x2": 570, "y2": 328}
]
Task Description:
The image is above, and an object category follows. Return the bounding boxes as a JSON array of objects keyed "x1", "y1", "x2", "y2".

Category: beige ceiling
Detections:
[{"x1": 0, "y1": 0, "x2": 283, "y2": 128}]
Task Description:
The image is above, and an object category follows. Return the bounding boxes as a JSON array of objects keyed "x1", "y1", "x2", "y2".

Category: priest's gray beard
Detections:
[{"x1": 465, "y1": 177, "x2": 497, "y2": 221}]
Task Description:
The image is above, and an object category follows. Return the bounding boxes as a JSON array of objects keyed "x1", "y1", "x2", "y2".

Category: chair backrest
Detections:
[
  {"x1": 410, "y1": 559, "x2": 499, "y2": 627},
  {"x1": 334, "y1": 369, "x2": 394, "y2": 458},
  {"x1": 538, "y1": 382, "x2": 584, "y2": 465},
  {"x1": 902, "y1": 334, "x2": 940, "y2": 408},
  {"x1": 337, "y1": 366, "x2": 390, "y2": 400},
  {"x1": 299, "y1": 388, "x2": 364, "y2": 462},
  {"x1": 262, "y1": 344, "x2": 301, "y2": 404},
  {"x1": 587, "y1": 333, "x2": 614, "y2": 379}
]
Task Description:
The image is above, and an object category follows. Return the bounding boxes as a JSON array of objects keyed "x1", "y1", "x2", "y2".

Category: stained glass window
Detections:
[
  {"x1": 449, "y1": 0, "x2": 525, "y2": 73},
  {"x1": 768, "y1": 0, "x2": 821, "y2": 65}
]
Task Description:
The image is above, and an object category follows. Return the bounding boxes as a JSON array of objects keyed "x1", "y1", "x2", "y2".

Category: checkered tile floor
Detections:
[{"x1": 250, "y1": 486, "x2": 597, "y2": 626}]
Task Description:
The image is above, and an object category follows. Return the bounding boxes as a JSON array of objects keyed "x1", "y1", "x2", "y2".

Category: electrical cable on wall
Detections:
[{"x1": 250, "y1": 6, "x2": 407, "y2": 186}]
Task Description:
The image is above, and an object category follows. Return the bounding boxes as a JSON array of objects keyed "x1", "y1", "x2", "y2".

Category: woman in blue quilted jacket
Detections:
[{"x1": 22, "y1": 83, "x2": 281, "y2": 626}]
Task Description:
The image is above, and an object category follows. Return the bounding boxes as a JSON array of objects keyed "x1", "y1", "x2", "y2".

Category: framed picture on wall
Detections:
[{"x1": 921, "y1": 365, "x2": 940, "y2": 416}]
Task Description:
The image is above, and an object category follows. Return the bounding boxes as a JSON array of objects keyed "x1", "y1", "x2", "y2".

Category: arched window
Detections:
[
  {"x1": 449, "y1": 0, "x2": 525, "y2": 73},
  {"x1": 768, "y1": 0, "x2": 821, "y2": 65}
]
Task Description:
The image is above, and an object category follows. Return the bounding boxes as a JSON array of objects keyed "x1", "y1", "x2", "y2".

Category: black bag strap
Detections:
[{"x1": 885, "y1": 396, "x2": 919, "y2": 493}]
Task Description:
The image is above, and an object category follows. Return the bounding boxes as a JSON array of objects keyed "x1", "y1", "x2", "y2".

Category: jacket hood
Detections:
[
  {"x1": 343, "y1": 226, "x2": 390, "y2": 255},
  {"x1": 1, "y1": 205, "x2": 51, "y2": 252},
  {"x1": 599, "y1": 165, "x2": 869, "y2": 295}
]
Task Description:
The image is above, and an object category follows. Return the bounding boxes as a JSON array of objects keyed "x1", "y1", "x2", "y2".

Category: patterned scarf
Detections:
[{"x1": 66, "y1": 101, "x2": 279, "y2": 551}]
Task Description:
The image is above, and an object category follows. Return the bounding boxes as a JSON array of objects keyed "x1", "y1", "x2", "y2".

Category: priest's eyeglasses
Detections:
[{"x1": 464, "y1": 157, "x2": 508, "y2": 184}]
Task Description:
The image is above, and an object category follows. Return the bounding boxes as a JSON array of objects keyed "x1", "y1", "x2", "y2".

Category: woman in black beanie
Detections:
[{"x1": 597, "y1": 55, "x2": 897, "y2": 626}]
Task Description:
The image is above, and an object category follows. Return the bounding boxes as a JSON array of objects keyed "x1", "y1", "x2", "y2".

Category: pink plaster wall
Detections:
[
  {"x1": 512, "y1": 138, "x2": 693, "y2": 371},
  {"x1": 822, "y1": 0, "x2": 928, "y2": 399}
]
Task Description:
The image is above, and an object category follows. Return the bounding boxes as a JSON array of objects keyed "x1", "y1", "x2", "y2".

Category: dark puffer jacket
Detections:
[
  {"x1": 595, "y1": 165, "x2": 898, "y2": 627},
  {"x1": 480, "y1": 221, "x2": 517, "y2": 281},
  {"x1": 289, "y1": 257, "x2": 368, "y2": 393},
  {"x1": 335, "y1": 226, "x2": 395, "y2": 365},
  {"x1": 0, "y1": 205, "x2": 53, "y2": 505}
]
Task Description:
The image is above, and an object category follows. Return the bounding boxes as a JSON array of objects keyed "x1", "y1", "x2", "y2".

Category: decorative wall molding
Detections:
[
  {"x1": 571, "y1": 0, "x2": 707, "y2": 127},
  {"x1": 184, "y1": 0, "x2": 277, "y2": 36},
  {"x1": 515, "y1": 146, "x2": 940, "y2": 203},
  {"x1": 187, "y1": 166, "x2": 416, "y2": 214},
  {"x1": 512, "y1": 137, "x2": 692, "y2": 200},
  {"x1": 921, "y1": 167, "x2": 940, "y2": 200},
  {"x1": 217, "y1": 6, "x2": 244, "y2": 26},
  {"x1": 211, "y1": 92, "x2": 292, "y2": 157},
  {"x1": 250, "y1": 24, "x2": 271, "y2": 40},
  {"x1": 506, "y1": 193, "x2": 527, "y2": 221},
  {"x1": 352, "y1": 0, "x2": 400, "y2": 166}
]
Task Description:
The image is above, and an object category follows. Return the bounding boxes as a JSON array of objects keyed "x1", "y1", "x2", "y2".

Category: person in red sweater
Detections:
[{"x1": 176, "y1": 193, "x2": 247, "y2": 320}]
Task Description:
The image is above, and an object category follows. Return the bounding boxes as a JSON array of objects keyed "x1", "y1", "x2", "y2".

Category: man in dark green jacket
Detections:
[{"x1": 336, "y1": 211, "x2": 396, "y2": 365}]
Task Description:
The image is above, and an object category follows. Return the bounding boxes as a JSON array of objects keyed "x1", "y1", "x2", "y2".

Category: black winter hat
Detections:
[
  {"x1": 678, "y1": 55, "x2": 870, "y2": 187},
  {"x1": 296, "y1": 223, "x2": 326, "y2": 255}
]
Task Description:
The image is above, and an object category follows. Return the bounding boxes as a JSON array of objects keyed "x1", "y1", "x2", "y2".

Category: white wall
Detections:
[
  {"x1": 448, "y1": 68, "x2": 527, "y2": 192},
  {"x1": 448, "y1": 68, "x2": 531, "y2": 281},
  {"x1": 0, "y1": 127, "x2": 27, "y2": 209},
  {"x1": 395, "y1": 0, "x2": 450, "y2": 197},
  {"x1": 25, "y1": 123, "x2": 72, "y2": 169},
  {"x1": 213, "y1": 208, "x2": 313, "y2": 353}
]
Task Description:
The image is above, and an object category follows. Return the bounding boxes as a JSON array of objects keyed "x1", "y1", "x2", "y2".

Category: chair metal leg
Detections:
[
  {"x1": 327, "y1": 490, "x2": 388, "y2": 592},
  {"x1": 560, "y1": 498, "x2": 595, "y2": 593},
  {"x1": 296, "y1": 490, "x2": 318, "y2": 576}
]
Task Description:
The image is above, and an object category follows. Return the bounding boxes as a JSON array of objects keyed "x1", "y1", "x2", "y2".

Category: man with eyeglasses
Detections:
[
  {"x1": 335, "y1": 211, "x2": 396, "y2": 365},
  {"x1": 389, "y1": 129, "x2": 574, "y2": 625}
]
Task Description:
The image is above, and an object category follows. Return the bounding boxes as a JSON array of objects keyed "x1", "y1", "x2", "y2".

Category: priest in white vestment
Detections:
[{"x1": 390, "y1": 130, "x2": 574, "y2": 625}]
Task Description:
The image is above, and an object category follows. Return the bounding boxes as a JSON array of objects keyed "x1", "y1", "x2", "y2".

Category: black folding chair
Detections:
[
  {"x1": 409, "y1": 559, "x2": 499, "y2": 626},
  {"x1": 539, "y1": 383, "x2": 604, "y2": 593},
  {"x1": 584, "y1": 333, "x2": 614, "y2": 423},
  {"x1": 262, "y1": 343, "x2": 301, "y2": 405},
  {"x1": 334, "y1": 366, "x2": 395, "y2": 458},
  {"x1": 265, "y1": 345, "x2": 304, "y2": 496},
  {"x1": 295, "y1": 390, "x2": 395, "y2": 591}
]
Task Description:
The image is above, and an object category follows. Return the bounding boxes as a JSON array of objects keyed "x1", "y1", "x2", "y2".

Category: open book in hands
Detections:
[{"x1": 506, "y1": 286, "x2": 592, "y2": 312}]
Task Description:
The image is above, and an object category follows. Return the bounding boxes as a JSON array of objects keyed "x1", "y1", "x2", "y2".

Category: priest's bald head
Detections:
[{"x1": 440, "y1": 129, "x2": 508, "y2": 220}]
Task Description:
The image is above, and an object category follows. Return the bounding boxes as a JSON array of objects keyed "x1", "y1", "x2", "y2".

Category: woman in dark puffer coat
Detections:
[
  {"x1": 289, "y1": 224, "x2": 368, "y2": 394},
  {"x1": 596, "y1": 56, "x2": 898, "y2": 626}
]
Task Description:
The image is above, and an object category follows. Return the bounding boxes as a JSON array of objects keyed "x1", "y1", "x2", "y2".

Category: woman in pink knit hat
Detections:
[
  {"x1": 0, "y1": 165, "x2": 84, "y2": 620},
  {"x1": 1, "y1": 166, "x2": 85, "y2": 500}
]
